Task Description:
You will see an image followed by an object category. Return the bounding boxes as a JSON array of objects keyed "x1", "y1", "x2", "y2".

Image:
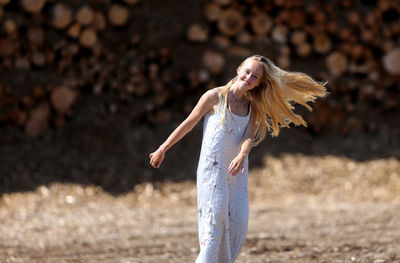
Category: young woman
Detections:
[{"x1": 149, "y1": 55, "x2": 327, "y2": 263}]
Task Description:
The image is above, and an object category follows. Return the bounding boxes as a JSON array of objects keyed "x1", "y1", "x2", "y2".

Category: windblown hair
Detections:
[{"x1": 220, "y1": 55, "x2": 327, "y2": 146}]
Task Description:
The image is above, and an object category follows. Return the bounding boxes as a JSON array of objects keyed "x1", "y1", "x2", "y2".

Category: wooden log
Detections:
[
  {"x1": 365, "y1": 12, "x2": 377, "y2": 27},
  {"x1": 213, "y1": 35, "x2": 230, "y2": 49},
  {"x1": 93, "y1": 82, "x2": 103, "y2": 95},
  {"x1": 124, "y1": 0, "x2": 141, "y2": 5},
  {"x1": 326, "y1": 21, "x2": 338, "y2": 34},
  {"x1": 76, "y1": 6, "x2": 94, "y2": 26},
  {"x1": 217, "y1": 8, "x2": 245, "y2": 37},
  {"x1": 326, "y1": 51, "x2": 348, "y2": 76},
  {"x1": 3, "y1": 19, "x2": 17, "y2": 35},
  {"x1": 79, "y1": 28, "x2": 97, "y2": 48},
  {"x1": 202, "y1": 50, "x2": 225, "y2": 74},
  {"x1": 33, "y1": 85, "x2": 46, "y2": 99},
  {"x1": 50, "y1": 86, "x2": 77, "y2": 113},
  {"x1": 297, "y1": 42, "x2": 312, "y2": 57},
  {"x1": 378, "y1": 0, "x2": 391, "y2": 11},
  {"x1": 52, "y1": 3, "x2": 73, "y2": 29},
  {"x1": 124, "y1": 83, "x2": 134, "y2": 94},
  {"x1": 339, "y1": 27, "x2": 353, "y2": 42},
  {"x1": 274, "y1": 9, "x2": 289, "y2": 24},
  {"x1": 203, "y1": 2, "x2": 221, "y2": 22},
  {"x1": 188, "y1": 70, "x2": 200, "y2": 88},
  {"x1": 237, "y1": 31, "x2": 253, "y2": 45},
  {"x1": 130, "y1": 74, "x2": 147, "y2": 96},
  {"x1": 280, "y1": 45, "x2": 291, "y2": 56},
  {"x1": 0, "y1": 38, "x2": 14, "y2": 56},
  {"x1": 360, "y1": 27, "x2": 374, "y2": 43},
  {"x1": 227, "y1": 45, "x2": 251, "y2": 57},
  {"x1": 312, "y1": 9, "x2": 326, "y2": 24},
  {"x1": 214, "y1": 0, "x2": 231, "y2": 6},
  {"x1": 93, "y1": 11, "x2": 107, "y2": 31},
  {"x1": 290, "y1": 30, "x2": 307, "y2": 46},
  {"x1": 271, "y1": 24, "x2": 288, "y2": 44},
  {"x1": 350, "y1": 44, "x2": 364, "y2": 59},
  {"x1": 25, "y1": 102, "x2": 50, "y2": 137},
  {"x1": 15, "y1": 56, "x2": 30, "y2": 70},
  {"x1": 347, "y1": 11, "x2": 360, "y2": 25},
  {"x1": 274, "y1": 0, "x2": 285, "y2": 7},
  {"x1": 67, "y1": 23, "x2": 81, "y2": 38},
  {"x1": 27, "y1": 26, "x2": 44, "y2": 46},
  {"x1": 287, "y1": 9, "x2": 305, "y2": 29},
  {"x1": 341, "y1": 0, "x2": 354, "y2": 8},
  {"x1": 382, "y1": 40, "x2": 394, "y2": 53},
  {"x1": 108, "y1": 4, "x2": 129, "y2": 26},
  {"x1": 21, "y1": 95, "x2": 34, "y2": 107},
  {"x1": 250, "y1": 12, "x2": 272, "y2": 36},
  {"x1": 313, "y1": 32, "x2": 332, "y2": 54},
  {"x1": 61, "y1": 43, "x2": 79, "y2": 58},
  {"x1": 0, "y1": 0, "x2": 10, "y2": 6},
  {"x1": 391, "y1": 21, "x2": 400, "y2": 35},
  {"x1": 277, "y1": 54, "x2": 290, "y2": 69},
  {"x1": 11, "y1": 108, "x2": 27, "y2": 127},
  {"x1": 21, "y1": 0, "x2": 46, "y2": 14},
  {"x1": 383, "y1": 48, "x2": 400, "y2": 75},
  {"x1": 148, "y1": 63, "x2": 158, "y2": 80},
  {"x1": 187, "y1": 24, "x2": 208, "y2": 42}
]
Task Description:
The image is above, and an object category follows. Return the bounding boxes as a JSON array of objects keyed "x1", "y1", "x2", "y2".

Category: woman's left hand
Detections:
[{"x1": 228, "y1": 153, "x2": 246, "y2": 176}]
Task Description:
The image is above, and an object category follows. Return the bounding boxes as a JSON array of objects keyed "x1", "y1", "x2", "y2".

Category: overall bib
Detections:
[{"x1": 196, "y1": 88, "x2": 250, "y2": 263}]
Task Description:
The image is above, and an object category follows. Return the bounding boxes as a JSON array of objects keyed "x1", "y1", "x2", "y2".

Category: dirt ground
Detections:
[{"x1": 1, "y1": 152, "x2": 399, "y2": 263}]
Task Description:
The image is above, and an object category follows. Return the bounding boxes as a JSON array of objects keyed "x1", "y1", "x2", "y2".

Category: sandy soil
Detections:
[{"x1": 1, "y1": 153, "x2": 399, "y2": 263}]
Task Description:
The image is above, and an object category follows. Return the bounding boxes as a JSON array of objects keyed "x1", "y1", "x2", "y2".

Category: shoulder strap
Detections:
[{"x1": 217, "y1": 87, "x2": 223, "y2": 101}]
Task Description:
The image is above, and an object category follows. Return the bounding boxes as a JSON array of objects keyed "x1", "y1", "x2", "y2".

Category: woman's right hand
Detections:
[{"x1": 149, "y1": 148, "x2": 165, "y2": 168}]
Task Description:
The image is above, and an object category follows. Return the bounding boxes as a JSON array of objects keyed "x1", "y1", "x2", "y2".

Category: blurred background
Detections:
[
  {"x1": 1, "y1": 0, "x2": 400, "y2": 262},
  {"x1": 0, "y1": 0, "x2": 399, "y2": 194}
]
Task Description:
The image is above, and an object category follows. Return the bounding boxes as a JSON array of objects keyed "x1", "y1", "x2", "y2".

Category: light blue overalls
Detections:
[{"x1": 196, "y1": 88, "x2": 250, "y2": 263}]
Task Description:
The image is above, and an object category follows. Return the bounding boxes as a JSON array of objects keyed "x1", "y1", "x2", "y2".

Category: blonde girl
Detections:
[{"x1": 149, "y1": 55, "x2": 327, "y2": 263}]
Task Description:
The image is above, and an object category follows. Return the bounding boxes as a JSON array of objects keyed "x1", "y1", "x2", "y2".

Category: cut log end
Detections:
[
  {"x1": 383, "y1": 48, "x2": 400, "y2": 75},
  {"x1": 76, "y1": 6, "x2": 94, "y2": 26},
  {"x1": 250, "y1": 13, "x2": 273, "y2": 36},
  {"x1": 50, "y1": 87, "x2": 77, "y2": 113},
  {"x1": 108, "y1": 4, "x2": 129, "y2": 27},
  {"x1": 52, "y1": 3, "x2": 73, "y2": 29},
  {"x1": 187, "y1": 24, "x2": 209, "y2": 42},
  {"x1": 21, "y1": 0, "x2": 46, "y2": 14},
  {"x1": 326, "y1": 51, "x2": 348, "y2": 76},
  {"x1": 79, "y1": 28, "x2": 98, "y2": 48},
  {"x1": 217, "y1": 8, "x2": 245, "y2": 37},
  {"x1": 203, "y1": 50, "x2": 225, "y2": 74}
]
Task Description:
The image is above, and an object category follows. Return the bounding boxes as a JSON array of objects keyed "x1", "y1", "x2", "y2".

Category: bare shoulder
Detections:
[
  {"x1": 200, "y1": 87, "x2": 224, "y2": 115},
  {"x1": 201, "y1": 87, "x2": 221, "y2": 106}
]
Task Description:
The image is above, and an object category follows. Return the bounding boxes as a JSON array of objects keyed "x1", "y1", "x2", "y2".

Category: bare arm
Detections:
[
  {"x1": 228, "y1": 110, "x2": 256, "y2": 175},
  {"x1": 149, "y1": 89, "x2": 219, "y2": 168}
]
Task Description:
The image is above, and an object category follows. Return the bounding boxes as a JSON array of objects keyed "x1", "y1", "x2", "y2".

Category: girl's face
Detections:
[{"x1": 236, "y1": 59, "x2": 263, "y2": 92}]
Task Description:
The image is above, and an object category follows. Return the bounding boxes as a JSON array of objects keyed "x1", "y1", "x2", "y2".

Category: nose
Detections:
[{"x1": 245, "y1": 73, "x2": 253, "y2": 82}]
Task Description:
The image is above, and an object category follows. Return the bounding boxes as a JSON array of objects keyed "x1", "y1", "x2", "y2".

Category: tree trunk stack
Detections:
[{"x1": 0, "y1": 0, "x2": 398, "y2": 136}]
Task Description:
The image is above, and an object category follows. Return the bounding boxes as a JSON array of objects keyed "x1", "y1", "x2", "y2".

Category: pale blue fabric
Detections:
[{"x1": 195, "y1": 88, "x2": 250, "y2": 263}]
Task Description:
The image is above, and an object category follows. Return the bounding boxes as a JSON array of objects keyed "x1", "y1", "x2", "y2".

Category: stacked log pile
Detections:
[{"x1": 0, "y1": 0, "x2": 399, "y2": 137}]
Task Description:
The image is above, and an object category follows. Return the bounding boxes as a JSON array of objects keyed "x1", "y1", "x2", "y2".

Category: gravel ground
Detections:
[{"x1": 1, "y1": 153, "x2": 399, "y2": 263}]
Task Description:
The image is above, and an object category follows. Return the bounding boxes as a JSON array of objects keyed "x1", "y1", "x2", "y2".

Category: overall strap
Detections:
[{"x1": 217, "y1": 87, "x2": 223, "y2": 102}]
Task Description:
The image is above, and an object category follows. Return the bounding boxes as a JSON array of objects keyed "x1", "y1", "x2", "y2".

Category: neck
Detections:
[{"x1": 229, "y1": 81, "x2": 246, "y2": 100}]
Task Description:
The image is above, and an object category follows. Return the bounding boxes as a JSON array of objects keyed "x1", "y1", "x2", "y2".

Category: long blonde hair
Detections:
[{"x1": 220, "y1": 55, "x2": 327, "y2": 145}]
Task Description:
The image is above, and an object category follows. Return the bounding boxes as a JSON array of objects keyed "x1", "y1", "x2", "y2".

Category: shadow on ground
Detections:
[{"x1": 1, "y1": 95, "x2": 399, "y2": 195}]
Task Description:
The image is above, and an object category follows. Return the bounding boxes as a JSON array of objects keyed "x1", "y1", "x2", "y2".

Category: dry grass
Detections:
[{"x1": 1, "y1": 153, "x2": 399, "y2": 262}]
